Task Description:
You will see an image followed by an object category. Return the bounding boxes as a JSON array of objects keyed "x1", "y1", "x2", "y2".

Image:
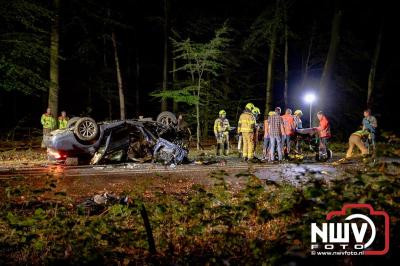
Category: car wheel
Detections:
[
  {"x1": 74, "y1": 117, "x2": 99, "y2": 141},
  {"x1": 156, "y1": 111, "x2": 177, "y2": 126},
  {"x1": 327, "y1": 149, "x2": 333, "y2": 160},
  {"x1": 67, "y1": 117, "x2": 80, "y2": 128}
]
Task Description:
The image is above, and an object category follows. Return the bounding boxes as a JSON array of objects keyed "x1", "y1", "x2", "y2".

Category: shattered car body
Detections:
[{"x1": 46, "y1": 112, "x2": 191, "y2": 165}]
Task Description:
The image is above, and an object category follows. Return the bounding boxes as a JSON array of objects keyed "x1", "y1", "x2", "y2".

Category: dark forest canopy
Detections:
[{"x1": 0, "y1": 0, "x2": 399, "y2": 139}]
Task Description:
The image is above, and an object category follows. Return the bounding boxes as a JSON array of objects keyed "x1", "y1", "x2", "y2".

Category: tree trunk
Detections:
[
  {"x1": 301, "y1": 21, "x2": 316, "y2": 89},
  {"x1": 172, "y1": 57, "x2": 178, "y2": 113},
  {"x1": 48, "y1": 0, "x2": 60, "y2": 123},
  {"x1": 196, "y1": 75, "x2": 202, "y2": 150},
  {"x1": 265, "y1": 0, "x2": 280, "y2": 115},
  {"x1": 203, "y1": 77, "x2": 211, "y2": 138},
  {"x1": 161, "y1": 0, "x2": 169, "y2": 111},
  {"x1": 319, "y1": 10, "x2": 342, "y2": 105},
  {"x1": 111, "y1": 32, "x2": 126, "y2": 120},
  {"x1": 283, "y1": 4, "x2": 288, "y2": 109},
  {"x1": 367, "y1": 23, "x2": 383, "y2": 108},
  {"x1": 135, "y1": 46, "x2": 140, "y2": 116},
  {"x1": 104, "y1": 9, "x2": 112, "y2": 120}
]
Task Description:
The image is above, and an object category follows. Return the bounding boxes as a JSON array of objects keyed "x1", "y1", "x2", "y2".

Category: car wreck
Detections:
[{"x1": 46, "y1": 112, "x2": 191, "y2": 165}]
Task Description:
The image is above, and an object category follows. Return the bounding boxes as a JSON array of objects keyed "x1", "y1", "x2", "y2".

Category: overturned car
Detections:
[{"x1": 46, "y1": 112, "x2": 191, "y2": 165}]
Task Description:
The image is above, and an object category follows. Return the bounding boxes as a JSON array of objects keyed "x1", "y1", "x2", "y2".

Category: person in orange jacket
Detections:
[
  {"x1": 314, "y1": 111, "x2": 331, "y2": 157},
  {"x1": 281, "y1": 108, "x2": 296, "y2": 155}
]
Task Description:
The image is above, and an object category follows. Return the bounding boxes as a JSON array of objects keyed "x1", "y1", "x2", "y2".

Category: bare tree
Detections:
[
  {"x1": 172, "y1": 56, "x2": 178, "y2": 112},
  {"x1": 265, "y1": 0, "x2": 281, "y2": 114},
  {"x1": 301, "y1": 21, "x2": 316, "y2": 89},
  {"x1": 283, "y1": 2, "x2": 289, "y2": 109},
  {"x1": 111, "y1": 32, "x2": 126, "y2": 120},
  {"x1": 319, "y1": 10, "x2": 342, "y2": 104},
  {"x1": 48, "y1": 0, "x2": 60, "y2": 122},
  {"x1": 161, "y1": 0, "x2": 169, "y2": 111},
  {"x1": 367, "y1": 23, "x2": 383, "y2": 108}
]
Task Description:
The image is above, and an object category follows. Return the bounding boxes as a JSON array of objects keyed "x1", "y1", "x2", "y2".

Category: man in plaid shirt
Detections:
[{"x1": 268, "y1": 107, "x2": 285, "y2": 161}]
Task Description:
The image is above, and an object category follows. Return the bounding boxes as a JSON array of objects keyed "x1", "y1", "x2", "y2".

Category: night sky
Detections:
[{"x1": 1, "y1": 0, "x2": 399, "y2": 138}]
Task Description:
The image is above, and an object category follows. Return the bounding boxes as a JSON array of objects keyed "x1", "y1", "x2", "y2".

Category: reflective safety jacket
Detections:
[
  {"x1": 214, "y1": 118, "x2": 230, "y2": 136},
  {"x1": 352, "y1": 130, "x2": 369, "y2": 138},
  {"x1": 58, "y1": 116, "x2": 69, "y2": 129},
  {"x1": 316, "y1": 115, "x2": 331, "y2": 138},
  {"x1": 281, "y1": 114, "x2": 296, "y2": 136},
  {"x1": 41, "y1": 114, "x2": 56, "y2": 129},
  {"x1": 238, "y1": 111, "x2": 255, "y2": 133}
]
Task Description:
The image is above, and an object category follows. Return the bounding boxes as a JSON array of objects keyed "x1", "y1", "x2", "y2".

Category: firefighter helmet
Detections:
[
  {"x1": 294, "y1": 110, "x2": 303, "y2": 116},
  {"x1": 245, "y1": 103, "x2": 254, "y2": 110},
  {"x1": 252, "y1": 107, "x2": 260, "y2": 115}
]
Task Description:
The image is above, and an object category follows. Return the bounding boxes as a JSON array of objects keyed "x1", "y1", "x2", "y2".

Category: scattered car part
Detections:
[{"x1": 153, "y1": 138, "x2": 188, "y2": 165}]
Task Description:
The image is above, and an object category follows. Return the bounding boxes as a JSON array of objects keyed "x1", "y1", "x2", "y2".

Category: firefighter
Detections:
[
  {"x1": 40, "y1": 107, "x2": 56, "y2": 148},
  {"x1": 346, "y1": 129, "x2": 369, "y2": 158},
  {"x1": 238, "y1": 103, "x2": 256, "y2": 161},
  {"x1": 214, "y1": 110, "x2": 231, "y2": 156},
  {"x1": 58, "y1": 111, "x2": 69, "y2": 129}
]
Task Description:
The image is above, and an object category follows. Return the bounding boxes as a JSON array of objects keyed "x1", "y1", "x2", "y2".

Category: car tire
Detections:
[
  {"x1": 67, "y1": 117, "x2": 80, "y2": 128},
  {"x1": 74, "y1": 117, "x2": 99, "y2": 141},
  {"x1": 156, "y1": 111, "x2": 177, "y2": 126},
  {"x1": 327, "y1": 149, "x2": 333, "y2": 160}
]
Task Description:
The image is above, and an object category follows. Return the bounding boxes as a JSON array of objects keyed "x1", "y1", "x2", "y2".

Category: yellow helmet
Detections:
[
  {"x1": 268, "y1": 111, "x2": 276, "y2": 116},
  {"x1": 245, "y1": 103, "x2": 254, "y2": 110},
  {"x1": 219, "y1": 110, "x2": 226, "y2": 116},
  {"x1": 294, "y1": 110, "x2": 303, "y2": 116},
  {"x1": 252, "y1": 107, "x2": 260, "y2": 115}
]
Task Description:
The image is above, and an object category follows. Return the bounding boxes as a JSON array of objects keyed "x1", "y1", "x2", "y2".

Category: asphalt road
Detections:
[{"x1": 0, "y1": 159, "x2": 338, "y2": 177}]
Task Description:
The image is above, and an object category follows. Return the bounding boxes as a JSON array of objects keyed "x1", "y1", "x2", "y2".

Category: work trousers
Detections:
[
  {"x1": 242, "y1": 132, "x2": 254, "y2": 159},
  {"x1": 346, "y1": 134, "x2": 368, "y2": 158}
]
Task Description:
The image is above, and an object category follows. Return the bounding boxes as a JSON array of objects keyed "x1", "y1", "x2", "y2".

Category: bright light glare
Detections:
[{"x1": 304, "y1": 93, "x2": 316, "y2": 103}]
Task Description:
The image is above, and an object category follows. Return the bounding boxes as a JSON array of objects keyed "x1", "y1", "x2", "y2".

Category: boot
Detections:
[
  {"x1": 223, "y1": 142, "x2": 229, "y2": 156},
  {"x1": 216, "y1": 144, "x2": 222, "y2": 156}
]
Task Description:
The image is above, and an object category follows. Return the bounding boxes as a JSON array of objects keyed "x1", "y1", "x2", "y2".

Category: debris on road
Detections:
[{"x1": 78, "y1": 192, "x2": 130, "y2": 215}]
